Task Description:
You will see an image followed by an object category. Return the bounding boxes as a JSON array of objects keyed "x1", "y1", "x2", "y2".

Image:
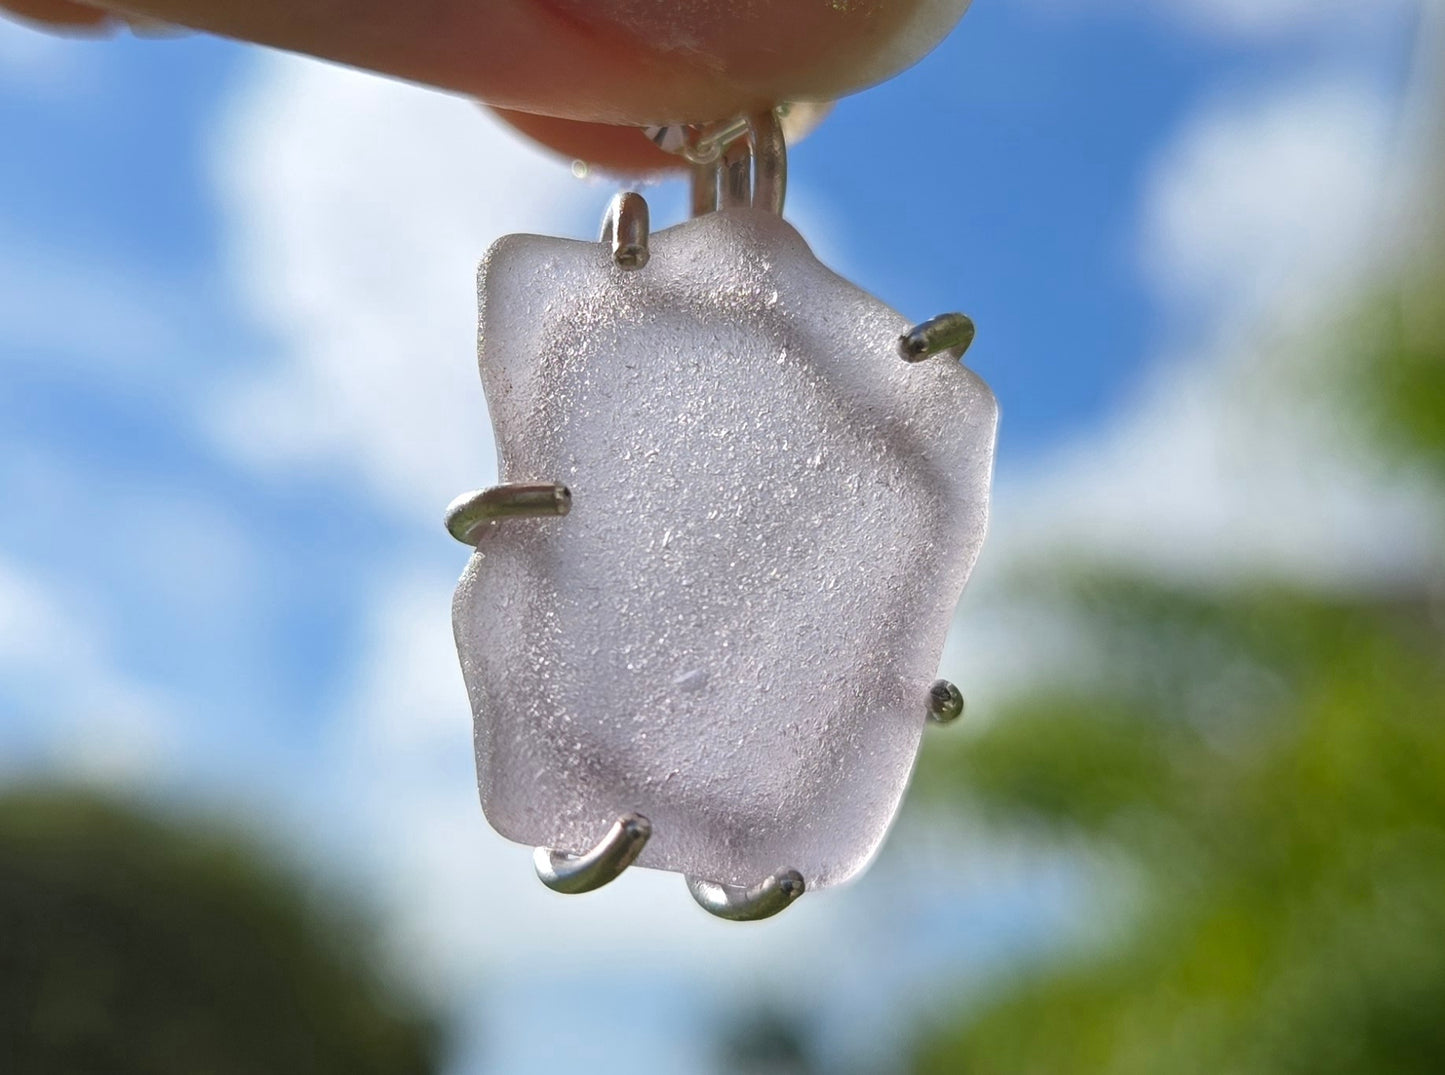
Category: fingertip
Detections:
[
  {"x1": 489, "y1": 107, "x2": 685, "y2": 177},
  {"x1": 1, "y1": 0, "x2": 115, "y2": 31}
]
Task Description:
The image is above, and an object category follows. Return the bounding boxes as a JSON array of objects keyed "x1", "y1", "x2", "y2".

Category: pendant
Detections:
[{"x1": 447, "y1": 112, "x2": 997, "y2": 921}]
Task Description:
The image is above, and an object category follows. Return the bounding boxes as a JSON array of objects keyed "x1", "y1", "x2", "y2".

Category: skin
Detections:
[{"x1": 2, "y1": 0, "x2": 970, "y2": 172}]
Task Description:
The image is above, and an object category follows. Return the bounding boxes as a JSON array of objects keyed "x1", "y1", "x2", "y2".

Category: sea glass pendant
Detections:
[{"x1": 448, "y1": 113, "x2": 997, "y2": 920}]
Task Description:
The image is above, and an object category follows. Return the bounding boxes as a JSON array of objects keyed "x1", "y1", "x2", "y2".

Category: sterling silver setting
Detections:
[
  {"x1": 685, "y1": 870, "x2": 807, "y2": 922},
  {"x1": 600, "y1": 190, "x2": 650, "y2": 269},
  {"x1": 687, "y1": 109, "x2": 787, "y2": 217},
  {"x1": 534, "y1": 814, "x2": 653, "y2": 894},
  {"x1": 444, "y1": 482, "x2": 571, "y2": 546},
  {"x1": 900, "y1": 312, "x2": 977, "y2": 363},
  {"x1": 928, "y1": 679, "x2": 966, "y2": 725},
  {"x1": 448, "y1": 105, "x2": 981, "y2": 923}
]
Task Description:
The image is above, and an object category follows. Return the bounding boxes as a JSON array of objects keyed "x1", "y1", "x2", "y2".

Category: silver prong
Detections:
[
  {"x1": 444, "y1": 482, "x2": 571, "y2": 546},
  {"x1": 599, "y1": 191, "x2": 650, "y2": 270},
  {"x1": 685, "y1": 869, "x2": 806, "y2": 922},
  {"x1": 691, "y1": 159, "x2": 720, "y2": 217},
  {"x1": 719, "y1": 138, "x2": 752, "y2": 210},
  {"x1": 927, "y1": 679, "x2": 965, "y2": 724},
  {"x1": 899, "y1": 313, "x2": 976, "y2": 363},
  {"x1": 533, "y1": 814, "x2": 652, "y2": 895}
]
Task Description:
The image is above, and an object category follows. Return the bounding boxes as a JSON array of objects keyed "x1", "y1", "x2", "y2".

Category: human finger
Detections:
[
  {"x1": 73, "y1": 0, "x2": 970, "y2": 125},
  {"x1": 2, "y1": 0, "x2": 113, "y2": 29}
]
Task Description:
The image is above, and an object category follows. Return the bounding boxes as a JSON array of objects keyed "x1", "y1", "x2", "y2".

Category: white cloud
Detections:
[
  {"x1": 1039, "y1": 75, "x2": 1425, "y2": 578},
  {"x1": 208, "y1": 54, "x2": 619, "y2": 517},
  {"x1": 993, "y1": 339, "x2": 1438, "y2": 585},
  {"x1": 1026, "y1": 0, "x2": 1418, "y2": 40},
  {"x1": 0, "y1": 232, "x2": 192, "y2": 379},
  {"x1": 942, "y1": 76, "x2": 1437, "y2": 714},
  {"x1": 1139, "y1": 79, "x2": 1397, "y2": 326},
  {"x1": 1161, "y1": 0, "x2": 1413, "y2": 38},
  {"x1": 1067, "y1": 76, "x2": 1430, "y2": 585},
  {"x1": 0, "y1": 556, "x2": 175, "y2": 784}
]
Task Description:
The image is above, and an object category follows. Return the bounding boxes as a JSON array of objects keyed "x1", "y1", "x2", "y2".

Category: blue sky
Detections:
[{"x1": 0, "y1": 2, "x2": 1435, "y2": 1072}]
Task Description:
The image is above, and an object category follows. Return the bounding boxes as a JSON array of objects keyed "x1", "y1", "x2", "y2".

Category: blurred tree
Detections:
[
  {"x1": 0, "y1": 788, "x2": 441, "y2": 1075},
  {"x1": 714, "y1": 1008, "x2": 823, "y2": 1075},
  {"x1": 912, "y1": 575, "x2": 1445, "y2": 1074},
  {"x1": 910, "y1": 247, "x2": 1445, "y2": 1073}
]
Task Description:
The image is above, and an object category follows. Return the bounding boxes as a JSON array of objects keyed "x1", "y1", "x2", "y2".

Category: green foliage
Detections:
[
  {"x1": 908, "y1": 247, "x2": 1445, "y2": 1074},
  {"x1": 0, "y1": 789, "x2": 441, "y2": 1075},
  {"x1": 1343, "y1": 288, "x2": 1445, "y2": 482},
  {"x1": 913, "y1": 580, "x2": 1445, "y2": 1074}
]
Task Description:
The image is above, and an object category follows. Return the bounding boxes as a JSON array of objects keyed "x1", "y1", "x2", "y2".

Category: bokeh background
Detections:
[{"x1": 3, "y1": 1, "x2": 1443, "y2": 1072}]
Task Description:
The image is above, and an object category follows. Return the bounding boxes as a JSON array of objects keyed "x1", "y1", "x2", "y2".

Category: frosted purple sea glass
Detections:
[{"x1": 453, "y1": 208, "x2": 997, "y2": 889}]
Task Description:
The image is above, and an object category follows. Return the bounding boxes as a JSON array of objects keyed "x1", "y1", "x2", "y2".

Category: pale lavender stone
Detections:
[{"x1": 453, "y1": 208, "x2": 997, "y2": 889}]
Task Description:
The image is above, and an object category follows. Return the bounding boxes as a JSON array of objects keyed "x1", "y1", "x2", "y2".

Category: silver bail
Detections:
[{"x1": 647, "y1": 110, "x2": 787, "y2": 218}]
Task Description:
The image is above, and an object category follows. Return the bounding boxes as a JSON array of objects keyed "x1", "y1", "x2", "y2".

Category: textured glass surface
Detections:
[{"x1": 454, "y1": 208, "x2": 997, "y2": 889}]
